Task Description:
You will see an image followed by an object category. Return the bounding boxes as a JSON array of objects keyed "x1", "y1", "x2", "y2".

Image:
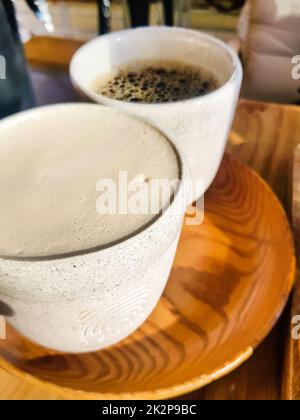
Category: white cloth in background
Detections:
[
  {"x1": 250, "y1": 0, "x2": 300, "y2": 25},
  {"x1": 239, "y1": 0, "x2": 300, "y2": 103}
]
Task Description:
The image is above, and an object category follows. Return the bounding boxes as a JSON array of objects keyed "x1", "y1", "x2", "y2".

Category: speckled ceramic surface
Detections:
[
  {"x1": 0, "y1": 105, "x2": 190, "y2": 353},
  {"x1": 70, "y1": 27, "x2": 243, "y2": 203}
]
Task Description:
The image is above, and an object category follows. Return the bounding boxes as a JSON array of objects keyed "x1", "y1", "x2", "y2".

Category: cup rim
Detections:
[
  {"x1": 0, "y1": 103, "x2": 190, "y2": 262},
  {"x1": 70, "y1": 26, "x2": 243, "y2": 108}
]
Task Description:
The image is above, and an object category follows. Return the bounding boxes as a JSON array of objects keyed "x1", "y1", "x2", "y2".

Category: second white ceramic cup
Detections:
[{"x1": 70, "y1": 26, "x2": 243, "y2": 203}]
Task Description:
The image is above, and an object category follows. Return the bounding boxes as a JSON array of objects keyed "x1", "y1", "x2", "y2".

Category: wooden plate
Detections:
[{"x1": 0, "y1": 154, "x2": 295, "y2": 400}]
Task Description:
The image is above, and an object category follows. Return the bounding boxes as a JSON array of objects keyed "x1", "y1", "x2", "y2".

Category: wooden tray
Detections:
[
  {"x1": 0, "y1": 153, "x2": 295, "y2": 400},
  {"x1": 282, "y1": 146, "x2": 300, "y2": 400}
]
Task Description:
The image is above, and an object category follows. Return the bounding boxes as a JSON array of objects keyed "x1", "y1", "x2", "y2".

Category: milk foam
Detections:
[{"x1": 0, "y1": 105, "x2": 179, "y2": 258}]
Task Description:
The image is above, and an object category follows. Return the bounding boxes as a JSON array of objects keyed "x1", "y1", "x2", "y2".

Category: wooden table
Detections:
[{"x1": 0, "y1": 60, "x2": 299, "y2": 400}]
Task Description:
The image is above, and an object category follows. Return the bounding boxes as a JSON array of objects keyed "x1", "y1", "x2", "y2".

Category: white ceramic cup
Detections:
[
  {"x1": 0, "y1": 104, "x2": 190, "y2": 353},
  {"x1": 70, "y1": 26, "x2": 243, "y2": 203}
]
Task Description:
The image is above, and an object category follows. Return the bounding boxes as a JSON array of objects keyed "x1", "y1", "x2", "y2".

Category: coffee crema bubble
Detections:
[{"x1": 93, "y1": 60, "x2": 220, "y2": 103}]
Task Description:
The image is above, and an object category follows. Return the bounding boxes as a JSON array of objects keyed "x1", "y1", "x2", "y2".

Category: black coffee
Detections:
[{"x1": 94, "y1": 60, "x2": 220, "y2": 103}]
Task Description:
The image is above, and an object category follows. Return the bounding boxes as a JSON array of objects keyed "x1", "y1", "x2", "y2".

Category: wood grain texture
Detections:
[
  {"x1": 0, "y1": 152, "x2": 295, "y2": 399},
  {"x1": 196, "y1": 100, "x2": 300, "y2": 401},
  {"x1": 282, "y1": 146, "x2": 300, "y2": 400}
]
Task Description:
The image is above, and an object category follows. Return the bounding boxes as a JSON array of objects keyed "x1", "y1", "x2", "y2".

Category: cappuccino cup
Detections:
[
  {"x1": 70, "y1": 26, "x2": 243, "y2": 203},
  {"x1": 0, "y1": 104, "x2": 190, "y2": 353}
]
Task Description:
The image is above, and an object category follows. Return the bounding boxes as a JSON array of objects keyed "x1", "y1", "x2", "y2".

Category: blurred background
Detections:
[
  {"x1": 0, "y1": 0, "x2": 299, "y2": 119},
  {"x1": 15, "y1": 1, "x2": 244, "y2": 42}
]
